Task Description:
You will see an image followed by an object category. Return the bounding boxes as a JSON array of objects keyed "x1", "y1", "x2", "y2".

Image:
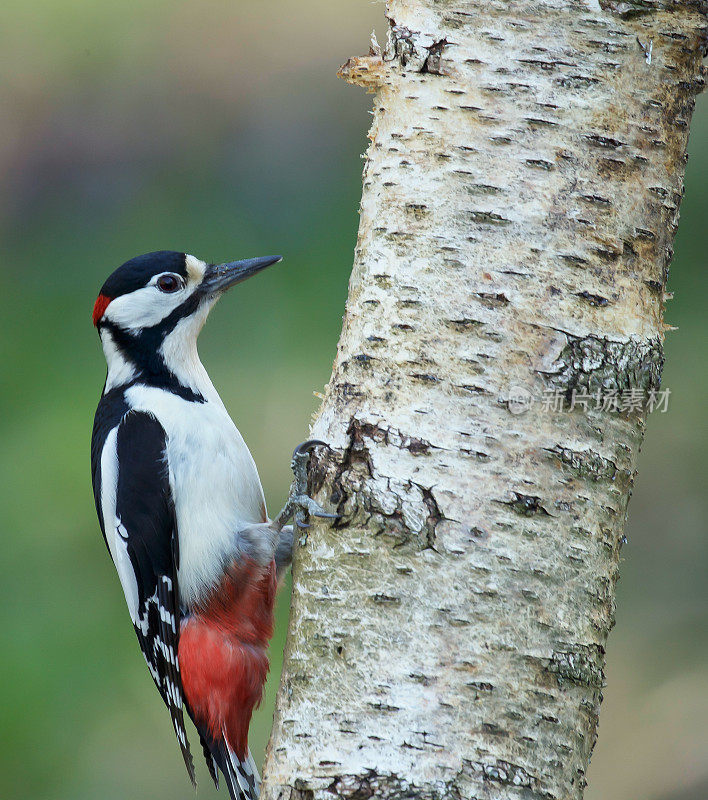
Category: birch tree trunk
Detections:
[{"x1": 262, "y1": 2, "x2": 706, "y2": 799}]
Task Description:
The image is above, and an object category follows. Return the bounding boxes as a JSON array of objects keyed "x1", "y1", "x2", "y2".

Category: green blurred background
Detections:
[{"x1": 0, "y1": 2, "x2": 705, "y2": 799}]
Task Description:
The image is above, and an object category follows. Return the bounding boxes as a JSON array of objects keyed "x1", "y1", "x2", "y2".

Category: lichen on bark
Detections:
[{"x1": 261, "y1": 2, "x2": 707, "y2": 799}]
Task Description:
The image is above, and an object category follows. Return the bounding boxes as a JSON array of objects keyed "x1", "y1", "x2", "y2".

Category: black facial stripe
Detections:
[
  {"x1": 103, "y1": 289, "x2": 206, "y2": 402},
  {"x1": 100, "y1": 251, "x2": 188, "y2": 299}
]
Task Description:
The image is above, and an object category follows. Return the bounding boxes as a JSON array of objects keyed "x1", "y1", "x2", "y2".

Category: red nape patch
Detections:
[{"x1": 92, "y1": 293, "x2": 112, "y2": 326}]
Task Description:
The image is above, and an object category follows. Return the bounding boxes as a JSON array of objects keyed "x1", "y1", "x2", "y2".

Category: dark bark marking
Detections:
[
  {"x1": 291, "y1": 791, "x2": 315, "y2": 800},
  {"x1": 420, "y1": 485, "x2": 443, "y2": 549},
  {"x1": 584, "y1": 133, "x2": 626, "y2": 149},
  {"x1": 312, "y1": 419, "x2": 445, "y2": 550},
  {"x1": 477, "y1": 759, "x2": 536, "y2": 788},
  {"x1": 445, "y1": 318, "x2": 485, "y2": 331},
  {"x1": 468, "y1": 210, "x2": 512, "y2": 225},
  {"x1": 548, "y1": 645, "x2": 606, "y2": 689},
  {"x1": 421, "y1": 39, "x2": 451, "y2": 75},
  {"x1": 466, "y1": 680, "x2": 494, "y2": 692},
  {"x1": 600, "y1": 0, "x2": 708, "y2": 18},
  {"x1": 501, "y1": 492, "x2": 552, "y2": 517},
  {"x1": 576, "y1": 290, "x2": 610, "y2": 306},
  {"x1": 544, "y1": 445, "x2": 630, "y2": 483},
  {"x1": 540, "y1": 333, "x2": 663, "y2": 402},
  {"x1": 390, "y1": 25, "x2": 417, "y2": 68},
  {"x1": 327, "y1": 771, "x2": 463, "y2": 800},
  {"x1": 474, "y1": 291, "x2": 510, "y2": 307}
]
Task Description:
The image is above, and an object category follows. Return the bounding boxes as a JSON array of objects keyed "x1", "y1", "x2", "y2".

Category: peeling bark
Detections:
[{"x1": 262, "y1": 2, "x2": 706, "y2": 799}]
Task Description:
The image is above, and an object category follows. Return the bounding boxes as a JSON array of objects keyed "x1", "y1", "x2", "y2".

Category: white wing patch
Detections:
[
  {"x1": 114, "y1": 519, "x2": 140, "y2": 626},
  {"x1": 99, "y1": 427, "x2": 143, "y2": 628},
  {"x1": 99, "y1": 427, "x2": 120, "y2": 565}
]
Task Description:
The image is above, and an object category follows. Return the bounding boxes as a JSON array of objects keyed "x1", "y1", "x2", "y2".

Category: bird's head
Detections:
[{"x1": 93, "y1": 250, "x2": 282, "y2": 394}]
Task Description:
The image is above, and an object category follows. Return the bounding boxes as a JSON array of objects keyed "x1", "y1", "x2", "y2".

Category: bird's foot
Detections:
[{"x1": 274, "y1": 440, "x2": 338, "y2": 530}]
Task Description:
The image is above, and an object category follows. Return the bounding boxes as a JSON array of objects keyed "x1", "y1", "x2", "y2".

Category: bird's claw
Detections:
[
  {"x1": 291, "y1": 494, "x2": 338, "y2": 529},
  {"x1": 275, "y1": 440, "x2": 339, "y2": 530}
]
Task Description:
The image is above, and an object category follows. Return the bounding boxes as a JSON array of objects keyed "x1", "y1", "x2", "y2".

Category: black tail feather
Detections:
[
  {"x1": 199, "y1": 732, "x2": 219, "y2": 790},
  {"x1": 195, "y1": 723, "x2": 259, "y2": 800}
]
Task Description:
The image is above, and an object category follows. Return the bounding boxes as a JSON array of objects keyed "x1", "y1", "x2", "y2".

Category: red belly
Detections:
[{"x1": 178, "y1": 558, "x2": 277, "y2": 758}]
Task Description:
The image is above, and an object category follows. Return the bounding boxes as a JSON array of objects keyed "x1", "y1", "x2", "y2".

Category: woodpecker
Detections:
[{"x1": 91, "y1": 251, "x2": 333, "y2": 799}]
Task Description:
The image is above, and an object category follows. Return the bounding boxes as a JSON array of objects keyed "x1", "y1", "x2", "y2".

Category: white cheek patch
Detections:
[
  {"x1": 100, "y1": 329, "x2": 137, "y2": 391},
  {"x1": 103, "y1": 284, "x2": 197, "y2": 331},
  {"x1": 185, "y1": 254, "x2": 207, "y2": 283}
]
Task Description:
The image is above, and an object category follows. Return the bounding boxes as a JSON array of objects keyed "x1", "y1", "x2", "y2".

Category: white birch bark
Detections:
[{"x1": 262, "y1": 2, "x2": 707, "y2": 799}]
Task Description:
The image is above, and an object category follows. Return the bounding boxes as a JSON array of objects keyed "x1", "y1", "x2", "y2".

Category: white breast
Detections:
[{"x1": 124, "y1": 383, "x2": 267, "y2": 607}]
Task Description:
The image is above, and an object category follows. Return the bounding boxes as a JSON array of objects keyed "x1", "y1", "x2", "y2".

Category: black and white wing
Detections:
[{"x1": 92, "y1": 407, "x2": 195, "y2": 783}]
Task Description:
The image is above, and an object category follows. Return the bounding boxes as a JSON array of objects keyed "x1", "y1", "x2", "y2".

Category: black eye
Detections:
[{"x1": 157, "y1": 274, "x2": 182, "y2": 293}]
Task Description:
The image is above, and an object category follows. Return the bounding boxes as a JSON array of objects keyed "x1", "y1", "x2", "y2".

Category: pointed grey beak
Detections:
[{"x1": 202, "y1": 255, "x2": 282, "y2": 294}]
